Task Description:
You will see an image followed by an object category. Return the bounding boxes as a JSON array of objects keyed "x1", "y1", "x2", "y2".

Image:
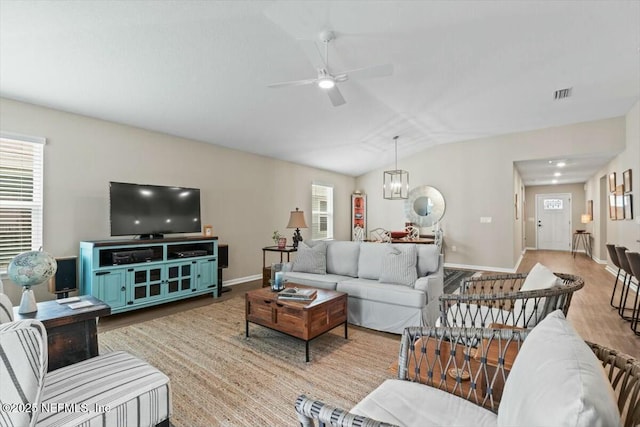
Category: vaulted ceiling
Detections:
[{"x1": 1, "y1": 1, "x2": 638, "y2": 182}]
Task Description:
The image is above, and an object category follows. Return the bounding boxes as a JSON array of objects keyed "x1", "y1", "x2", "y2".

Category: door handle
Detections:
[{"x1": 537, "y1": 221, "x2": 542, "y2": 228}]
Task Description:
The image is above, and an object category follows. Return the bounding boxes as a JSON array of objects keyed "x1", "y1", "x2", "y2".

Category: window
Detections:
[
  {"x1": 0, "y1": 132, "x2": 45, "y2": 273},
  {"x1": 543, "y1": 199, "x2": 563, "y2": 210},
  {"x1": 312, "y1": 183, "x2": 333, "y2": 240}
]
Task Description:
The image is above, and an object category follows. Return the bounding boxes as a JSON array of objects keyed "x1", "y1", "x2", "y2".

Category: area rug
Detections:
[
  {"x1": 443, "y1": 268, "x2": 480, "y2": 294},
  {"x1": 99, "y1": 296, "x2": 400, "y2": 426}
]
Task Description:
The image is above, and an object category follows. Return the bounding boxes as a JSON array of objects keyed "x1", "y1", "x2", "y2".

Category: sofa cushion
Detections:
[
  {"x1": 358, "y1": 242, "x2": 392, "y2": 280},
  {"x1": 292, "y1": 241, "x2": 327, "y2": 274},
  {"x1": 351, "y1": 379, "x2": 497, "y2": 427},
  {"x1": 417, "y1": 244, "x2": 440, "y2": 276},
  {"x1": 338, "y1": 279, "x2": 426, "y2": 308},
  {"x1": 281, "y1": 272, "x2": 343, "y2": 290},
  {"x1": 326, "y1": 241, "x2": 360, "y2": 277},
  {"x1": 497, "y1": 310, "x2": 620, "y2": 427},
  {"x1": 379, "y1": 245, "x2": 418, "y2": 287},
  {"x1": 513, "y1": 262, "x2": 562, "y2": 326}
]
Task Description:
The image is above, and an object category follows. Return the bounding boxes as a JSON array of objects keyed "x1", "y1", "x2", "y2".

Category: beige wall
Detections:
[
  {"x1": 523, "y1": 183, "x2": 587, "y2": 249},
  {"x1": 585, "y1": 100, "x2": 640, "y2": 263},
  {"x1": 0, "y1": 98, "x2": 356, "y2": 304},
  {"x1": 356, "y1": 117, "x2": 626, "y2": 271}
]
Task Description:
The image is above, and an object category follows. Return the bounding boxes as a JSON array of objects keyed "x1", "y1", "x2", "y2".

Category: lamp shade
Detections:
[
  {"x1": 581, "y1": 214, "x2": 592, "y2": 224},
  {"x1": 287, "y1": 208, "x2": 308, "y2": 229}
]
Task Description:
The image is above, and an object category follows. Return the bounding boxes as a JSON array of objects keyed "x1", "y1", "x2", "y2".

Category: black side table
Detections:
[{"x1": 262, "y1": 246, "x2": 297, "y2": 287}]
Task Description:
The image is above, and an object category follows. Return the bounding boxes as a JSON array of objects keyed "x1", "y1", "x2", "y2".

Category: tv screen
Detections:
[{"x1": 110, "y1": 182, "x2": 202, "y2": 238}]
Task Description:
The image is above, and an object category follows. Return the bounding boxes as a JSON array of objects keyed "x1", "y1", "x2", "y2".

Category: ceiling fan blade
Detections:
[
  {"x1": 341, "y1": 63, "x2": 394, "y2": 80},
  {"x1": 267, "y1": 78, "x2": 318, "y2": 89},
  {"x1": 326, "y1": 85, "x2": 346, "y2": 107}
]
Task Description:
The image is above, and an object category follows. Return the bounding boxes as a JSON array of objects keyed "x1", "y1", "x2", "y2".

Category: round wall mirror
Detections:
[{"x1": 404, "y1": 186, "x2": 446, "y2": 227}]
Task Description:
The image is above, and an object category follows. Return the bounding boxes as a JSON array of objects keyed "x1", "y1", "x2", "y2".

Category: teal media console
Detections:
[{"x1": 80, "y1": 236, "x2": 218, "y2": 314}]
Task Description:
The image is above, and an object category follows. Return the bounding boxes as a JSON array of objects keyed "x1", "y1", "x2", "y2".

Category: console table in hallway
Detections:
[{"x1": 571, "y1": 232, "x2": 592, "y2": 259}]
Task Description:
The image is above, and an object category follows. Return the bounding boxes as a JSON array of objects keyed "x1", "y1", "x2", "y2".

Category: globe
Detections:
[{"x1": 8, "y1": 250, "x2": 57, "y2": 288}]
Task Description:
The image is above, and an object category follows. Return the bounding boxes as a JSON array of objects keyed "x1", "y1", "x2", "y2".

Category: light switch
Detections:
[{"x1": 480, "y1": 217, "x2": 492, "y2": 223}]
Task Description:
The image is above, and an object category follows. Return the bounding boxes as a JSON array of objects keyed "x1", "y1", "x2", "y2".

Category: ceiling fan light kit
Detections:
[
  {"x1": 383, "y1": 136, "x2": 409, "y2": 200},
  {"x1": 267, "y1": 28, "x2": 393, "y2": 107}
]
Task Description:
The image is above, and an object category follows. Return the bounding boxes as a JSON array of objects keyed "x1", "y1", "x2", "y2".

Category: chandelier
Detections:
[{"x1": 383, "y1": 136, "x2": 409, "y2": 199}]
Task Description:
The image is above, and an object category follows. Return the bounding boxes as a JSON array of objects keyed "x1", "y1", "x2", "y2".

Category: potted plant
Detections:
[{"x1": 272, "y1": 231, "x2": 286, "y2": 249}]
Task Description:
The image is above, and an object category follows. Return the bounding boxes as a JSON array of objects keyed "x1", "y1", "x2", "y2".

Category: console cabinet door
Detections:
[
  {"x1": 94, "y1": 269, "x2": 127, "y2": 309},
  {"x1": 196, "y1": 258, "x2": 217, "y2": 292},
  {"x1": 126, "y1": 265, "x2": 164, "y2": 305},
  {"x1": 166, "y1": 260, "x2": 195, "y2": 296}
]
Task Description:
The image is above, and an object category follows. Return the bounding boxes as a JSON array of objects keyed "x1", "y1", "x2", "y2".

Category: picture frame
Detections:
[
  {"x1": 609, "y1": 194, "x2": 617, "y2": 219},
  {"x1": 608, "y1": 172, "x2": 616, "y2": 193},
  {"x1": 615, "y1": 185, "x2": 625, "y2": 220},
  {"x1": 624, "y1": 194, "x2": 633, "y2": 219},
  {"x1": 514, "y1": 193, "x2": 518, "y2": 220},
  {"x1": 587, "y1": 200, "x2": 593, "y2": 219},
  {"x1": 623, "y1": 169, "x2": 632, "y2": 193},
  {"x1": 203, "y1": 224, "x2": 213, "y2": 237}
]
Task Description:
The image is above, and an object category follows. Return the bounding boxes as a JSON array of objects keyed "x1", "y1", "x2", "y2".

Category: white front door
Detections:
[{"x1": 536, "y1": 193, "x2": 572, "y2": 251}]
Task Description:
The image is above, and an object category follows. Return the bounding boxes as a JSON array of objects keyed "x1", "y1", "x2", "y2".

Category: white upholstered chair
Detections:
[{"x1": 0, "y1": 305, "x2": 172, "y2": 427}]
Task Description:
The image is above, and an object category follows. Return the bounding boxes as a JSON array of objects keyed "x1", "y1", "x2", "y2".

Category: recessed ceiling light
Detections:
[
  {"x1": 554, "y1": 172, "x2": 562, "y2": 177},
  {"x1": 556, "y1": 162, "x2": 566, "y2": 167},
  {"x1": 552, "y1": 179, "x2": 558, "y2": 184}
]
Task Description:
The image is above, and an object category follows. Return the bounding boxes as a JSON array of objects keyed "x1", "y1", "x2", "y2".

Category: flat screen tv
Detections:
[{"x1": 109, "y1": 181, "x2": 202, "y2": 239}]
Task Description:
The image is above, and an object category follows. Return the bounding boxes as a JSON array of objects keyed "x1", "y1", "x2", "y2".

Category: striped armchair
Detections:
[{"x1": 0, "y1": 319, "x2": 172, "y2": 427}]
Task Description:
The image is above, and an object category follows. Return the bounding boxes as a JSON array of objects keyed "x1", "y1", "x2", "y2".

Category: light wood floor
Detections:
[{"x1": 98, "y1": 250, "x2": 640, "y2": 356}]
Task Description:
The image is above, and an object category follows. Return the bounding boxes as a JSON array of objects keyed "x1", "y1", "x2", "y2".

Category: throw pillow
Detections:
[
  {"x1": 513, "y1": 262, "x2": 562, "y2": 326},
  {"x1": 416, "y1": 244, "x2": 440, "y2": 276},
  {"x1": 497, "y1": 310, "x2": 620, "y2": 427},
  {"x1": 292, "y1": 241, "x2": 327, "y2": 274},
  {"x1": 378, "y1": 245, "x2": 418, "y2": 287}
]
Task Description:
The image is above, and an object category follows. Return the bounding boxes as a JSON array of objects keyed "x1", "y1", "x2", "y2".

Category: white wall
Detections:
[
  {"x1": 0, "y1": 98, "x2": 356, "y2": 303},
  {"x1": 585, "y1": 100, "x2": 640, "y2": 263},
  {"x1": 356, "y1": 117, "x2": 626, "y2": 271}
]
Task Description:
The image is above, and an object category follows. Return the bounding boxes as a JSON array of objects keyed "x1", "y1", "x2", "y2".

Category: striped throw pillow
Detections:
[
  {"x1": 378, "y1": 245, "x2": 418, "y2": 286},
  {"x1": 292, "y1": 242, "x2": 327, "y2": 274}
]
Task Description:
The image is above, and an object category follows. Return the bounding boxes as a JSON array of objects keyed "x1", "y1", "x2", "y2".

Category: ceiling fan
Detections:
[{"x1": 267, "y1": 30, "x2": 394, "y2": 107}]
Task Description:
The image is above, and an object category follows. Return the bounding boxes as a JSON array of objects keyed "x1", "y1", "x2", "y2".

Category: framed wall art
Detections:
[
  {"x1": 615, "y1": 185, "x2": 625, "y2": 220},
  {"x1": 608, "y1": 172, "x2": 616, "y2": 192},
  {"x1": 624, "y1": 194, "x2": 633, "y2": 219},
  {"x1": 609, "y1": 194, "x2": 617, "y2": 219},
  {"x1": 623, "y1": 169, "x2": 632, "y2": 193},
  {"x1": 587, "y1": 200, "x2": 593, "y2": 219}
]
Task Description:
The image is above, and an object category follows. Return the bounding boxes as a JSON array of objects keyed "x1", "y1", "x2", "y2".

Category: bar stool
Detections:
[
  {"x1": 606, "y1": 244, "x2": 625, "y2": 309},
  {"x1": 625, "y1": 251, "x2": 640, "y2": 335},
  {"x1": 615, "y1": 246, "x2": 634, "y2": 320}
]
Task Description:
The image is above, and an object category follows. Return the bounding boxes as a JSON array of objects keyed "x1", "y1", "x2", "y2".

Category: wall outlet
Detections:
[{"x1": 480, "y1": 217, "x2": 492, "y2": 223}]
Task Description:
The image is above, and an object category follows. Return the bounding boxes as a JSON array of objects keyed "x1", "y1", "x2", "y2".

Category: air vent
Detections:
[{"x1": 554, "y1": 87, "x2": 572, "y2": 100}]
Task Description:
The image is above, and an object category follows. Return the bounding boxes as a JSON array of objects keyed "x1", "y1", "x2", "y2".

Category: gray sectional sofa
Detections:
[{"x1": 281, "y1": 241, "x2": 443, "y2": 334}]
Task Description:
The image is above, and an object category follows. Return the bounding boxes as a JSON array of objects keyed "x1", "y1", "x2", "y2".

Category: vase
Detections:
[{"x1": 277, "y1": 237, "x2": 286, "y2": 249}]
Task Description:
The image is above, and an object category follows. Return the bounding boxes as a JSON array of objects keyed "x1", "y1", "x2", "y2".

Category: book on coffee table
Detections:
[{"x1": 278, "y1": 287, "x2": 317, "y2": 301}]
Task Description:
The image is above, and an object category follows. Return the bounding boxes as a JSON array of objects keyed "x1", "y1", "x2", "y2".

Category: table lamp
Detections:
[
  {"x1": 8, "y1": 249, "x2": 57, "y2": 314},
  {"x1": 287, "y1": 207, "x2": 308, "y2": 249},
  {"x1": 578, "y1": 214, "x2": 592, "y2": 233}
]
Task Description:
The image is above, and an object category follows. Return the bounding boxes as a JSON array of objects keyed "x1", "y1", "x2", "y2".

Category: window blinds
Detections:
[
  {"x1": 311, "y1": 183, "x2": 333, "y2": 240},
  {"x1": 0, "y1": 134, "x2": 45, "y2": 272}
]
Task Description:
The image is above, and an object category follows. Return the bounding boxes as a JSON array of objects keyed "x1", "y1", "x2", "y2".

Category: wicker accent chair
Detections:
[
  {"x1": 295, "y1": 323, "x2": 640, "y2": 427},
  {"x1": 439, "y1": 271, "x2": 584, "y2": 329}
]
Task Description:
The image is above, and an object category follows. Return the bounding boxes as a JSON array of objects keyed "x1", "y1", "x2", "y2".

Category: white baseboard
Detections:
[
  {"x1": 222, "y1": 274, "x2": 261, "y2": 287},
  {"x1": 444, "y1": 262, "x2": 516, "y2": 274},
  {"x1": 605, "y1": 265, "x2": 638, "y2": 293}
]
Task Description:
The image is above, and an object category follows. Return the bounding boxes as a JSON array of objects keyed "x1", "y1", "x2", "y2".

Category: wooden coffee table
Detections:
[{"x1": 245, "y1": 285, "x2": 347, "y2": 362}]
